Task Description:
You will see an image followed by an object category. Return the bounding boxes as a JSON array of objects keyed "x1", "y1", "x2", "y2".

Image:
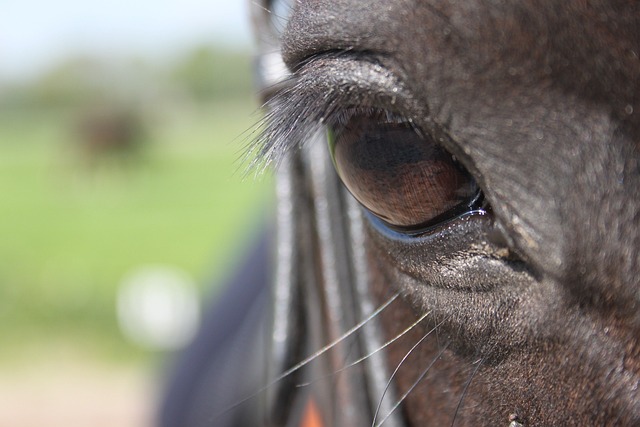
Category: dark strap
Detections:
[{"x1": 157, "y1": 230, "x2": 272, "y2": 427}]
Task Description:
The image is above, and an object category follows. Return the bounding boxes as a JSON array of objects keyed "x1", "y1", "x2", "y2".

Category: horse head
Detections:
[{"x1": 250, "y1": 0, "x2": 640, "y2": 425}]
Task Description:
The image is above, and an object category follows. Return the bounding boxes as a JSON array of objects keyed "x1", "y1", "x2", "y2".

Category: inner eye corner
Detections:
[{"x1": 326, "y1": 107, "x2": 486, "y2": 234}]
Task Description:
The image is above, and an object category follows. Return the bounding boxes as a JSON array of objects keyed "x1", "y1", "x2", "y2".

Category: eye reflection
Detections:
[{"x1": 328, "y1": 110, "x2": 480, "y2": 231}]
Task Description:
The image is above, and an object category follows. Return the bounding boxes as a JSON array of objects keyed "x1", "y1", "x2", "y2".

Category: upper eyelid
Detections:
[
  {"x1": 248, "y1": 50, "x2": 448, "y2": 177},
  {"x1": 250, "y1": 54, "x2": 418, "y2": 168},
  {"x1": 282, "y1": 51, "x2": 420, "y2": 114}
]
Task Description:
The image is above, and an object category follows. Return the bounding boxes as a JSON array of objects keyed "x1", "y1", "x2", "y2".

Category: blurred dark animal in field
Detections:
[{"x1": 74, "y1": 107, "x2": 145, "y2": 172}]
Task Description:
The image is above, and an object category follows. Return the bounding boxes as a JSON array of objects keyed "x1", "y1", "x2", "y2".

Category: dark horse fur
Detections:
[{"x1": 160, "y1": 1, "x2": 640, "y2": 426}]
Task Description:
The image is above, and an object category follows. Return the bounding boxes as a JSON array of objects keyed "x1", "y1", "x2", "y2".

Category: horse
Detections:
[
  {"x1": 159, "y1": 1, "x2": 640, "y2": 426},
  {"x1": 75, "y1": 107, "x2": 145, "y2": 172}
]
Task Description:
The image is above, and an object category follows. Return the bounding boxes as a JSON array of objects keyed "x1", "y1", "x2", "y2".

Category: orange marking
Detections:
[{"x1": 300, "y1": 398, "x2": 323, "y2": 427}]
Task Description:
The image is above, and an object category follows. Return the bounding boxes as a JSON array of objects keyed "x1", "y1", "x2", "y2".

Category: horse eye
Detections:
[{"x1": 328, "y1": 109, "x2": 481, "y2": 232}]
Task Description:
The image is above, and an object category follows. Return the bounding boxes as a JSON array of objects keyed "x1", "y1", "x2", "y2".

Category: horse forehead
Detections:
[
  {"x1": 284, "y1": 0, "x2": 638, "y2": 96},
  {"x1": 283, "y1": 1, "x2": 562, "y2": 65}
]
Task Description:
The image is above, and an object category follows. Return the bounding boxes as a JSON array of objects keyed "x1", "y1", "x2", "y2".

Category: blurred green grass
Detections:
[{"x1": 0, "y1": 99, "x2": 272, "y2": 361}]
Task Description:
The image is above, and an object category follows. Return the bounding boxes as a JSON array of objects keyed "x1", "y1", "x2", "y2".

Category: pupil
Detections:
[{"x1": 328, "y1": 112, "x2": 479, "y2": 231}]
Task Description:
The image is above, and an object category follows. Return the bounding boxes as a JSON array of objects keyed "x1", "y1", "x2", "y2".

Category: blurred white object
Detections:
[{"x1": 117, "y1": 265, "x2": 201, "y2": 351}]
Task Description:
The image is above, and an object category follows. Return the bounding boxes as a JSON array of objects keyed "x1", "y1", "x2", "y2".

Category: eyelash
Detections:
[
  {"x1": 330, "y1": 108, "x2": 416, "y2": 134},
  {"x1": 248, "y1": 94, "x2": 417, "y2": 176},
  {"x1": 246, "y1": 52, "x2": 419, "y2": 172}
]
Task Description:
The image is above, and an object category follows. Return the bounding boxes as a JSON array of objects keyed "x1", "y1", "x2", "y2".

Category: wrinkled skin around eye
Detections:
[{"x1": 328, "y1": 112, "x2": 479, "y2": 231}]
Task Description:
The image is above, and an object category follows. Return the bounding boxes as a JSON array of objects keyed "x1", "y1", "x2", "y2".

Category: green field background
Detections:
[{"x1": 0, "y1": 52, "x2": 273, "y2": 363}]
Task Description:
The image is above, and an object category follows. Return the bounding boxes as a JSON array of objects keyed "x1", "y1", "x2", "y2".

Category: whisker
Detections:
[
  {"x1": 372, "y1": 318, "x2": 447, "y2": 427},
  {"x1": 217, "y1": 292, "x2": 400, "y2": 417},
  {"x1": 375, "y1": 342, "x2": 451, "y2": 427},
  {"x1": 450, "y1": 346, "x2": 494, "y2": 427},
  {"x1": 296, "y1": 310, "x2": 433, "y2": 388},
  {"x1": 250, "y1": 0, "x2": 290, "y2": 21}
]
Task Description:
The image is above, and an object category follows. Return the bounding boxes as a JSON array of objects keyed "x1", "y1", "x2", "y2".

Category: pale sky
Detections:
[{"x1": 0, "y1": 0, "x2": 252, "y2": 81}]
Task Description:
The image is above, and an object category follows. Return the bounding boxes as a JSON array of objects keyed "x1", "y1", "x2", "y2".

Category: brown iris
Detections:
[{"x1": 328, "y1": 110, "x2": 479, "y2": 231}]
